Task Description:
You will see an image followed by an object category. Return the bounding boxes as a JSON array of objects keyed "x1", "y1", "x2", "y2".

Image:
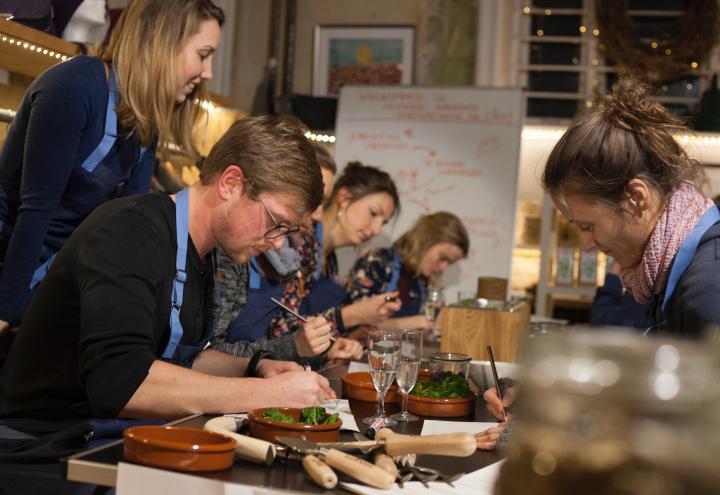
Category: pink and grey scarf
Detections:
[{"x1": 620, "y1": 183, "x2": 714, "y2": 304}]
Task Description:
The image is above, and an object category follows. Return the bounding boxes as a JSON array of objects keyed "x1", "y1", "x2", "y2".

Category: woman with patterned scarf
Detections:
[
  {"x1": 479, "y1": 77, "x2": 720, "y2": 454},
  {"x1": 543, "y1": 77, "x2": 720, "y2": 337}
]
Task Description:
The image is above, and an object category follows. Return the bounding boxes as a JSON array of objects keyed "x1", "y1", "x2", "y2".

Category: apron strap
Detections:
[
  {"x1": 80, "y1": 67, "x2": 119, "y2": 173},
  {"x1": 387, "y1": 251, "x2": 402, "y2": 292},
  {"x1": 162, "y1": 188, "x2": 190, "y2": 359},
  {"x1": 249, "y1": 257, "x2": 261, "y2": 289},
  {"x1": 662, "y1": 205, "x2": 720, "y2": 315},
  {"x1": 314, "y1": 222, "x2": 324, "y2": 282}
]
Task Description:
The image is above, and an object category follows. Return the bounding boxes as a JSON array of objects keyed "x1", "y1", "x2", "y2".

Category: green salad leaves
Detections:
[
  {"x1": 261, "y1": 406, "x2": 340, "y2": 425},
  {"x1": 412, "y1": 373, "x2": 473, "y2": 398}
]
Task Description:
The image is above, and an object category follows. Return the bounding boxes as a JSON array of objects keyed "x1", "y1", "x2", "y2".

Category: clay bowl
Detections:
[
  {"x1": 248, "y1": 407, "x2": 342, "y2": 443},
  {"x1": 406, "y1": 394, "x2": 476, "y2": 418},
  {"x1": 341, "y1": 371, "x2": 399, "y2": 403},
  {"x1": 123, "y1": 426, "x2": 236, "y2": 472}
]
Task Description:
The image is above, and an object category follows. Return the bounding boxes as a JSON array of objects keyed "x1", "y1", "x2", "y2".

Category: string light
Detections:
[
  {"x1": 0, "y1": 34, "x2": 70, "y2": 62},
  {"x1": 691, "y1": 61, "x2": 699, "y2": 69},
  {"x1": 579, "y1": 26, "x2": 587, "y2": 33},
  {"x1": 592, "y1": 28, "x2": 600, "y2": 36},
  {"x1": 651, "y1": 41, "x2": 658, "y2": 49},
  {"x1": 544, "y1": 9, "x2": 552, "y2": 15},
  {"x1": 665, "y1": 49, "x2": 672, "y2": 55},
  {"x1": 304, "y1": 131, "x2": 335, "y2": 143},
  {"x1": 523, "y1": 6, "x2": 531, "y2": 14},
  {"x1": 537, "y1": 29, "x2": 544, "y2": 37}
]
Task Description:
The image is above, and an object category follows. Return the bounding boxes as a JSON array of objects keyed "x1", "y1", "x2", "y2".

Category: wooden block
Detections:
[{"x1": 439, "y1": 303, "x2": 530, "y2": 362}]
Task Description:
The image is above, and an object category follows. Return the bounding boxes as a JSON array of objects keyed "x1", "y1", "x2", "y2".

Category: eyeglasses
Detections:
[{"x1": 256, "y1": 193, "x2": 301, "y2": 240}]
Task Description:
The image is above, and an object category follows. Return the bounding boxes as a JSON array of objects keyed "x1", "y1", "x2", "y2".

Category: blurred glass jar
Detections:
[
  {"x1": 495, "y1": 329, "x2": 720, "y2": 495},
  {"x1": 429, "y1": 352, "x2": 471, "y2": 379}
]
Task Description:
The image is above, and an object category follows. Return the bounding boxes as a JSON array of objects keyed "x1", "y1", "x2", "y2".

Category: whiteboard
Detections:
[{"x1": 333, "y1": 85, "x2": 524, "y2": 302}]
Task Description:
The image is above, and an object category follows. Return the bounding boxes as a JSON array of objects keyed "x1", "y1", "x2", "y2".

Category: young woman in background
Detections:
[{"x1": 346, "y1": 211, "x2": 469, "y2": 331}]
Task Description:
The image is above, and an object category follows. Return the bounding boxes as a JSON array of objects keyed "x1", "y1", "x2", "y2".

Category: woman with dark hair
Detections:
[
  {"x1": 346, "y1": 211, "x2": 469, "y2": 330},
  {"x1": 295, "y1": 161, "x2": 403, "y2": 333},
  {"x1": 543, "y1": 77, "x2": 720, "y2": 337}
]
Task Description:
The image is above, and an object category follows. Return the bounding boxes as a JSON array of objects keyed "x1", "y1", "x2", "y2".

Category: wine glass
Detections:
[
  {"x1": 390, "y1": 329, "x2": 423, "y2": 422},
  {"x1": 363, "y1": 329, "x2": 401, "y2": 426}
]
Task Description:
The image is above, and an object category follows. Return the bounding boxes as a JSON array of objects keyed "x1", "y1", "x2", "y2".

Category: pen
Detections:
[
  {"x1": 486, "y1": 345, "x2": 508, "y2": 421},
  {"x1": 384, "y1": 295, "x2": 398, "y2": 302},
  {"x1": 270, "y1": 297, "x2": 336, "y2": 342}
]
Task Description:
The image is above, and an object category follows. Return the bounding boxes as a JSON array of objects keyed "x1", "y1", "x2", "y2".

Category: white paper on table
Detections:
[
  {"x1": 117, "y1": 462, "x2": 293, "y2": 494},
  {"x1": 421, "y1": 420, "x2": 499, "y2": 436},
  {"x1": 347, "y1": 361, "x2": 370, "y2": 373},
  {"x1": 322, "y1": 398, "x2": 359, "y2": 432},
  {"x1": 340, "y1": 459, "x2": 505, "y2": 495}
]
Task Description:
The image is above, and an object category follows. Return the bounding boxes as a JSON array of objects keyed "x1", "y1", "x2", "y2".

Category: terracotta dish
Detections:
[
  {"x1": 406, "y1": 394, "x2": 476, "y2": 418},
  {"x1": 341, "y1": 371, "x2": 398, "y2": 403},
  {"x1": 123, "y1": 426, "x2": 236, "y2": 472},
  {"x1": 248, "y1": 407, "x2": 342, "y2": 443}
]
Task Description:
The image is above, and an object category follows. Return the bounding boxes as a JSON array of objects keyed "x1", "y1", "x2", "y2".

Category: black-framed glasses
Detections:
[{"x1": 256, "y1": 193, "x2": 300, "y2": 240}]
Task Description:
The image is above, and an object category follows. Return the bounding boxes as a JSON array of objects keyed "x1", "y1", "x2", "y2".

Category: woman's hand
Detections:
[
  {"x1": 483, "y1": 386, "x2": 516, "y2": 421},
  {"x1": 326, "y1": 337, "x2": 364, "y2": 360},
  {"x1": 342, "y1": 292, "x2": 401, "y2": 327},
  {"x1": 294, "y1": 316, "x2": 334, "y2": 357},
  {"x1": 474, "y1": 423, "x2": 507, "y2": 450}
]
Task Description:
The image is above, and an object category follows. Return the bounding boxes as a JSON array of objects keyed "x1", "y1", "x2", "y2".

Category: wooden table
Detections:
[{"x1": 63, "y1": 360, "x2": 503, "y2": 492}]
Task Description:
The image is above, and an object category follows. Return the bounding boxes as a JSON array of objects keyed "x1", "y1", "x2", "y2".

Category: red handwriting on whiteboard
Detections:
[
  {"x1": 474, "y1": 137, "x2": 503, "y2": 156},
  {"x1": 462, "y1": 210, "x2": 507, "y2": 248}
]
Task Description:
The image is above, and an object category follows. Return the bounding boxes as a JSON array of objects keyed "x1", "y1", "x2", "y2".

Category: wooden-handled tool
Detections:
[
  {"x1": 372, "y1": 428, "x2": 398, "y2": 478},
  {"x1": 203, "y1": 416, "x2": 276, "y2": 465},
  {"x1": 277, "y1": 436, "x2": 396, "y2": 490},
  {"x1": 316, "y1": 431, "x2": 477, "y2": 457},
  {"x1": 302, "y1": 454, "x2": 338, "y2": 489}
]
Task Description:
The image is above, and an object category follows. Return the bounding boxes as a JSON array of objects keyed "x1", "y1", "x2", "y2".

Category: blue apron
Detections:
[
  {"x1": 225, "y1": 257, "x2": 286, "y2": 342},
  {"x1": 385, "y1": 251, "x2": 427, "y2": 317},
  {"x1": 27, "y1": 68, "x2": 153, "y2": 290},
  {"x1": 302, "y1": 231, "x2": 348, "y2": 314},
  {"x1": 0, "y1": 189, "x2": 214, "y2": 457},
  {"x1": 661, "y1": 205, "x2": 720, "y2": 316}
]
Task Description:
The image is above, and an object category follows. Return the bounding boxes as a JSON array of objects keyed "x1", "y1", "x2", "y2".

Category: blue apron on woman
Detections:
[
  {"x1": 0, "y1": 189, "x2": 213, "y2": 460},
  {"x1": 26, "y1": 69, "x2": 155, "y2": 289},
  {"x1": 224, "y1": 257, "x2": 286, "y2": 342},
  {"x1": 300, "y1": 222, "x2": 348, "y2": 315},
  {"x1": 0, "y1": 68, "x2": 155, "y2": 316},
  {"x1": 385, "y1": 251, "x2": 427, "y2": 317}
]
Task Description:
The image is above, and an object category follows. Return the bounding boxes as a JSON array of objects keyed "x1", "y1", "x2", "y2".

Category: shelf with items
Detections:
[{"x1": 534, "y1": 192, "x2": 607, "y2": 318}]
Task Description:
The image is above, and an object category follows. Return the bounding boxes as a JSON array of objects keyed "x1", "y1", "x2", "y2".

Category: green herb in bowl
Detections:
[
  {"x1": 261, "y1": 406, "x2": 340, "y2": 425},
  {"x1": 412, "y1": 374, "x2": 473, "y2": 398}
]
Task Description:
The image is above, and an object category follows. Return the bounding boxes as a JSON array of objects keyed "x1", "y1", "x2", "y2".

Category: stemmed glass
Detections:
[
  {"x1": 363, "y1": 329, "x2": 401, "y2": 426},
  {"x1": 390, "y1": 329, "x2": 423, "y2": 422}
]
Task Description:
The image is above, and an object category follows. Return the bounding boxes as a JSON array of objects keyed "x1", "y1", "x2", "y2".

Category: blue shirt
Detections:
[{"x1": 0, "y1": 56, "x2": 156, "y2": 323}]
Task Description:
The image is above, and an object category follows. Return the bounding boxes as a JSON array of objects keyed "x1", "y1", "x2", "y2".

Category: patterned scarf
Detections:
[{"x1": 620, "y1": 183, "x2": 714, "y2": 304}]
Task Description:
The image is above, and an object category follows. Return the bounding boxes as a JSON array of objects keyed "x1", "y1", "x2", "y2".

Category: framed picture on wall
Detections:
[
  {"x1": 554, "y1": 246, "x2": 575, "y2": 286},
  {"x1": 579, "y1": 249, "x2": 598, "y2": 285},
  {"x1": 312, "y1": 25, "x2": 415, "y2": 97}
]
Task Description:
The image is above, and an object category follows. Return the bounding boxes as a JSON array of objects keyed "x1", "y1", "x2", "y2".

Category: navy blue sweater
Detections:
[
  {"x1": 654, "y1": 221, "x2": 720, "y2": 338},
  {"x1": 0, "y1": 56, "x2": 155, "y2": 323}
]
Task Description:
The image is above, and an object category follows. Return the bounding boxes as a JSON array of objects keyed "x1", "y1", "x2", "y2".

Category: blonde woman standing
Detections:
[{"x1": 0, "y1": 0, "x2": 224, "y2": 335}]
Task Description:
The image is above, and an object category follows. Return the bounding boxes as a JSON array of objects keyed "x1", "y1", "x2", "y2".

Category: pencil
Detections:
[
  {"x1": 486, "y1": 345, "x2": 508, "y2": 421},
  {"x1": 270, "y1": 297, "x2": 336, "y2": 343}
]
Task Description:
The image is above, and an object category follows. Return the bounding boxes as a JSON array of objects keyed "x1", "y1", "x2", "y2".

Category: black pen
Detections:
[
  {"x1": 486, "y1": 345, "x2": 508, "y2": 421},
  {"x1": 270, "y1": 297, "x2": 336, "y2": 342}
]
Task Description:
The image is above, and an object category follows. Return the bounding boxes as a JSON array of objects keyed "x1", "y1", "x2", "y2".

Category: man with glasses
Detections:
[{"x1": 0, "y1": 116, "x2": 335, "y2": 463}]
